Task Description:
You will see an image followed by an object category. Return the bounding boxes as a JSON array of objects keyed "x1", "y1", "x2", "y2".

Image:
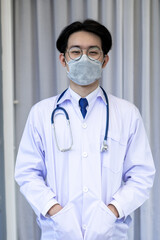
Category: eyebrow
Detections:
[{"x1": 69, "y1": 45, "x2": 100, "y2": 49}]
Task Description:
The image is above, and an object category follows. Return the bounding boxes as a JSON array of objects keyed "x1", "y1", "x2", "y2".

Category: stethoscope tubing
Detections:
[
  {"x1": 51, "y1": 106, "x2": 69, "y2": 124},
  {"x1": 51, "y1": 87, "x2": 109, "y2": 152}
]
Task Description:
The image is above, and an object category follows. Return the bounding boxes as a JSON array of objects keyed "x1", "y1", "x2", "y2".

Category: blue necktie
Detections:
[{"x1": 79, "y1": 98, "x2": 88, "y2": 119}]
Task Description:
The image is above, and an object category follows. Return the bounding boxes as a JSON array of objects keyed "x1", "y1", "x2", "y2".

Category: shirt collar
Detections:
[
  {"x1": 56, "y1": 88, "x2": 71, "y2": 106},
  {"x1": 97, "y1": 87, "x2": 108, "y2": 105},
  {"x1": 56, "y1": 86, "x2": 107, "y2": 106},
  {"x1": 69, "y1": 86, "x2": 100, "y2": 105}
]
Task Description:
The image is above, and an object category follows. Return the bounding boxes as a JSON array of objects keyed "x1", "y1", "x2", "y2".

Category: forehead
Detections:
[{"x1": 67, "y1": 31, "x2": 102, "y2": 49}]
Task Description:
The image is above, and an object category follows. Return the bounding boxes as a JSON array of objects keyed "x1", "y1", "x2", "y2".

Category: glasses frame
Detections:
[{"x1": 65, "y1": 46, "x2": 103, "y2": 61}]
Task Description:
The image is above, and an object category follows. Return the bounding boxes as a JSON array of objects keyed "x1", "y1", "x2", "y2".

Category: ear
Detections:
[
  {"x1": 59, "y1": 53, "x2": 66, "y2": 67},
  {"x1": 102, "y1": 55, "x2": 109, "y2": 69}
]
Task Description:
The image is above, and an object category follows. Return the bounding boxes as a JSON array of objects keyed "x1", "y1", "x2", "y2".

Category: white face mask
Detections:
[{"x1": 66, "y1": 55, "x2": 103, "y2": 86}]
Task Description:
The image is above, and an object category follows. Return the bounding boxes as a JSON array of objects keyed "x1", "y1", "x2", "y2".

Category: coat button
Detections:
[
  {"x1": 83, "y1": 186, "x2": 88, "y2": 193},
  {"x1": 82, "y1": 152, "x2": 88, "y2": 158},
  {"x1": 83, "y1": 224, "x2": 87, "y2": 230},
  {"x1": 82, "y1": 123, "x2": 87, "y2": 129}
]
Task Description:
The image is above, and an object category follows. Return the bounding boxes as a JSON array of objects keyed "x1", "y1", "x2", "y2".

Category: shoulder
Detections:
[
  {"x1": 28, "y1": 95, "x2": 59, "y2": 123},
  {"x1": 107, "y1": 94, "x2": 143, "y2": 143},
  {"x1": 108, "y1": 94, "x2": 140, "y2": 119},
  {"x1": 33, "y1": 96, "x2": 57, "y2": 111},
  {"x1": 107, "y1": 95, "x2": 153, "y2": 168}
]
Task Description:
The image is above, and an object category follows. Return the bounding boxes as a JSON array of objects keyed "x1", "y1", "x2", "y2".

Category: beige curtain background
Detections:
[{"x1": 14, "y1": 0, "x2": 160, "y2": 239}]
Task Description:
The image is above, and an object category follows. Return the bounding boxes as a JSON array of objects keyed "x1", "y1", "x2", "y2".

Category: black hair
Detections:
[{"x1": 56, "y1": 19, "x2": 112, "y2": 55}]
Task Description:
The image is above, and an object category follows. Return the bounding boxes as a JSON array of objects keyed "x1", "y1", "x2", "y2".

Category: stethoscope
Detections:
[{"x1": 51, "y1": 87, "x2": 109, "y2": 152}]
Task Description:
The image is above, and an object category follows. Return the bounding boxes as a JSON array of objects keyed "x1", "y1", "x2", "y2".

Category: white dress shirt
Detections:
[{"x1": 15, "y1": 87, "x2": 155, "y2": 240}]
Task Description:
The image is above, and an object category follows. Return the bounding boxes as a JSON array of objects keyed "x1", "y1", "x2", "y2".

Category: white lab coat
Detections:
[{"x1": 15, "y1": 87, "x2": 155, "y2": 240}]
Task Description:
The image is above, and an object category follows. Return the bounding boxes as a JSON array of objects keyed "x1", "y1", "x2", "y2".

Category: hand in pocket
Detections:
[
  {"x1": 84, "y1": 201, "x2": 117, "y2": 240},
  {"x1": 51, "y1": 202, "x2": 83, "y2": 240},
  {"x1": 48, "y1": 203, "x2": 63, "y2": 216}
]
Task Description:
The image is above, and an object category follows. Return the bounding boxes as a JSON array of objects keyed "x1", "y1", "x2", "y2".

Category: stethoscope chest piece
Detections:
[{"x1": 101, "y1": 140, "x2": 108, "y2": 152}]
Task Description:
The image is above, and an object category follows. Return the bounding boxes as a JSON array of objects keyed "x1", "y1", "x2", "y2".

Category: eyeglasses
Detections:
[{"x1": 66, "y1": 46, "x2": 103, "y2": 61}]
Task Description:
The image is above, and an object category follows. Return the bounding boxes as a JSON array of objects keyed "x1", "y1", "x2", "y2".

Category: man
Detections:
[{"x1": 15, "y1": 19, "x2": 155, "y2": 240}]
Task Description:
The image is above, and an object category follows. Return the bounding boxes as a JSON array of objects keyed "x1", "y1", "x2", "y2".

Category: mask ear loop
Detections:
[
  {"x1": 102, "y1": 54, "x2": 106, "y2": 67},
  {"x1": 63, "y1": 54, "x2": 70, "y2": 74},
  {"x1": 63, "y1": 53, "x2": 68, "y2": 66}
]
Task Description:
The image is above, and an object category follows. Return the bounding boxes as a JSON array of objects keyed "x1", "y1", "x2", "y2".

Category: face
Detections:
[
  {"x1": 59, "y1": 31, "x2": 109, "y2": 92},
  {"x1": 59, "y1": 31, "x2": 109, "y2": 70}
]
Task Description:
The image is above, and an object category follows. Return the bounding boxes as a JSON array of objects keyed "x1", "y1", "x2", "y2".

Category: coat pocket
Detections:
[
  {"x1": 101, "y1": 136, "x2": 126, "y2": 174},
  {"x1": 84, "y1": 201, "x2": 117, "y2": 240},
  {"x1": 51, "y1": 202, "x2": 83, "y2": 240}
]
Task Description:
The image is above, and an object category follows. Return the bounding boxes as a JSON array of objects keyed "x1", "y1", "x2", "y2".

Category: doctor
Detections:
[{"x1": 15, "y1": 19, "x2": 155, "y2": 240}]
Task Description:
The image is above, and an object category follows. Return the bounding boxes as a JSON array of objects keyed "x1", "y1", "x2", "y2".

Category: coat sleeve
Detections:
[
  {"x1": 15, "y1": 106, "x2": 58, "y2": 217},
  {"x1": 112, "y1": 107, "x2": 156, "y2": 217}
]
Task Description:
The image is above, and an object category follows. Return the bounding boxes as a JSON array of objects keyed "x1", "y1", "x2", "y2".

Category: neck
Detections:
[{"x1": 70, "y1": 80, "x2": 99, "y2": 98}]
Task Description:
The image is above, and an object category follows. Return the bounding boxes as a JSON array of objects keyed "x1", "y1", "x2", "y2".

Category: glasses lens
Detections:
[
  {"x1": 68, "y1": 47, "x2": 82, "y2": 60},
  {"x1": 87, "y1": 47, "x2": 102, "y2": 60}
]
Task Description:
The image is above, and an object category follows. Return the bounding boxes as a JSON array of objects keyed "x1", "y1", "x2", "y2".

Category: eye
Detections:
[
  {"x1": 88, "y1": 47, "x2": 101, "y2": 60},
  {"x1": 68, "y1": 47, "x2": 82, "y2": 60},
  {"x1": 69, "y1": 47, "x2": 81, "y2": 54},
  {"x1": 89, "y1": 51, "x2": 99, "y2": 55},
  {"x1": 71, "y1": 50, "x2": 81, "y2": 54}
]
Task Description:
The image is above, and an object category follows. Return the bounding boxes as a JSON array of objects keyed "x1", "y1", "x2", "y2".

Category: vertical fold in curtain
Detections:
[
  {"x1": 140, "y1": 2, "x2": 152, "y2": 238},
  {"x1": 123, "y1": 0, "x2": 134, "y2": 103}
]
